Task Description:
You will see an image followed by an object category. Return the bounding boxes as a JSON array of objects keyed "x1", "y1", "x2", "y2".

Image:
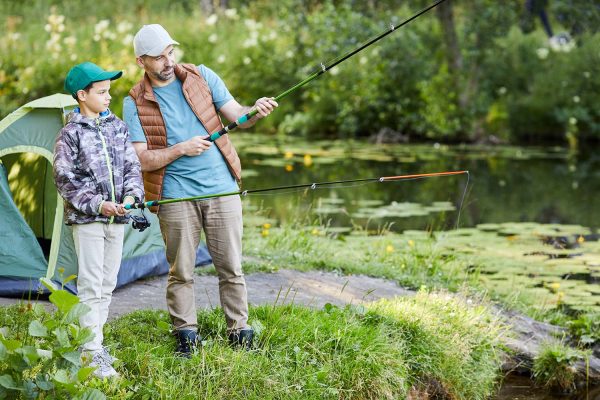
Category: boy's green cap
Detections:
[{"x1": 64, "y1": 62, "x2": 122, "y2": 95}]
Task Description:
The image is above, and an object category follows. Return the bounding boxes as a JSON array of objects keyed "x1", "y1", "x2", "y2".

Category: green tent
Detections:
[{"x1": 0, "y1": 94, "x2": 210, "y2": 295}]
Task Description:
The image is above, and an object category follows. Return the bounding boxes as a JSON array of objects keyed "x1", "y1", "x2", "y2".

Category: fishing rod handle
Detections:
[{"x1": 208, "y1": 109, "x2": 258, "y2": 142}]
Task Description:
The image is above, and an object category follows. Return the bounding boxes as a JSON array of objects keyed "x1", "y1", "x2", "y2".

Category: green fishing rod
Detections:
[
  {"x1": 125, "y1": 170, "x2": 468, "y2": 210},
  {"x1": 207, "y1": 0, "x2": 449, "y2": 142}
]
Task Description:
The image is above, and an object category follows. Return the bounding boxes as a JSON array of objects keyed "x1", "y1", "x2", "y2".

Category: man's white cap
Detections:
[{"x1": 133, "y1": 24, "x2": 179, "y2": 57}]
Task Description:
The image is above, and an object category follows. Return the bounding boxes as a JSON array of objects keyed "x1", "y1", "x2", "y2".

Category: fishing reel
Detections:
[{"x1": 131, "y1": 209, "x2": 151, "y2": 232}]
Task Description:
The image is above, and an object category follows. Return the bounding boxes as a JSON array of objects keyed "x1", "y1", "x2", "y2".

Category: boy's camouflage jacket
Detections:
[{"x1": 53, "y1": 110, "x2": 144, "y2": 225}]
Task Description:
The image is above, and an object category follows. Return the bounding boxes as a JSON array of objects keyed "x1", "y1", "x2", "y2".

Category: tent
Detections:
[{"x1": 0, "y1": 94, "x2": 210, "y2": 296}]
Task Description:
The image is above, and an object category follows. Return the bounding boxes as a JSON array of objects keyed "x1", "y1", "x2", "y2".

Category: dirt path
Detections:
[{"x1": 0, "y1": 269, "x2": 414, "y2": 320}]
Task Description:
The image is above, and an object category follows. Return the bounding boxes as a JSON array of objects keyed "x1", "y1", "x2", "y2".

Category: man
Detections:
[{"x1": 123, "y1": 24, "x2": 278, "y2": 356}]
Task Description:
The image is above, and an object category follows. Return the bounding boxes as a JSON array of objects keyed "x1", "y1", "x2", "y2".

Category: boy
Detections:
[{"x1": 53, "y1": 62, "x2": 144, "y2": 378}]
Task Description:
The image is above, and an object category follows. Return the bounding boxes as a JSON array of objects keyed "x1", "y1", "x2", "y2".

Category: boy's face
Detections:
[
  {"x1": 137, "y1": 45, "x2": 176, "y2": 82},
  {"x1": 77, "y1": 80, "x2": 112, "y2": 115}
]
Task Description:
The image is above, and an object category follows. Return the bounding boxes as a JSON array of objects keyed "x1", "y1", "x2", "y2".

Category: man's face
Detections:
[
  {"x1": 137, "y1": 45, "x2": 176, "y2": 82},
  {"x1": 77, "y1": 80, "x2": 112, "y2": 114}
]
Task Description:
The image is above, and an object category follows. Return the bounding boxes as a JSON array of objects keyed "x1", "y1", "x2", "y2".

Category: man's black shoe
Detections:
[
  {"x1": 175, "y1": 329, "x2": 201, "y2": 358},
  {"x1": 228, "y1": 328, "x2": 254, "y2": 350}
]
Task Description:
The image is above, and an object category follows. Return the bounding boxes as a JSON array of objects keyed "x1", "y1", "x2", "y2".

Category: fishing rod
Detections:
[
  {"x1": 125, "y1": 170, "x2": 468, "y2": 210},
  {"x1": 207, "y1": 0, "x2": 449, "y2": 142}
]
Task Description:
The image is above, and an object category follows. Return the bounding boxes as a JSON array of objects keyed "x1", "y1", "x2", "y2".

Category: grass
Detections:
[{"x1": 0, "y1": 292, "x2": 503, "y2": 399}]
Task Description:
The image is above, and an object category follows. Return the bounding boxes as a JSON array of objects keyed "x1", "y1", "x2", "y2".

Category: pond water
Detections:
[
  {"x1": 235, "y1": 137, "x2": 599, "y2": 234},
  {"x1": 235, "y1": 137, "x2": 600, "y2": 399}
]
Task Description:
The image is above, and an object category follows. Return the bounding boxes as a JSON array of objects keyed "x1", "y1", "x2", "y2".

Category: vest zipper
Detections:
[{"x1": 96, "y1": 118, "x2": 116, "y2": 224}]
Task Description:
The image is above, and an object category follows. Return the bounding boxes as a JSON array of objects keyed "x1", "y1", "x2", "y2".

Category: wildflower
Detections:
[
  {"x1": 311, "y1": 228, "x2": 320, "y2": 236},
  {"x1": 217, "y1": 54, "x2": 226, "y2": 63},
  {"x1": 498, "y1": 86, "x2": 507, "y2": 95},
  {"x1": 359, "y1": 56, "x2": 367, "y2": 65},
  {"x1": 285, "y1": 50, "x2": 294, "y2": 58},
  {"x1": 263, "y1": 223, "x2": 271, "y2": 229},
  {"x1": 557, "y1": 291, "x2": 565, "y2": 304},
  {"x1": 572, "y1": 96, "x2": 580, "y2": 103},
  {"x1": 224, "y1": 9, "x2": 238, "y2": 19},
  {"x1": 243, "y1": 57, "x2": 251, "y2": 65},
  {"x1": 206, "y1": 14, "x2": 218, "y2": 25},
  {"x1": 122, "y1": 34, "x2": 134, "y2": 46},
  {"x1": 95, "y1": 19, "x2": 110, "y2": 35},
  {"x1": 548, "y1": 282, "x2": 560, "y2": 292},
  {"x1": 536, "y1": 48, "x2": 549, "y2": 60},
  {"x1": 577, "y1": 235, "x2": 585, "y2": 244},
  {"x1": 117, "y1": 21, "x2": 133, "y2": 34},
  {"x1": 284, "y1": 151, "x2": 294, "y2": 159},
  {"x1": 285, "y1": 164, "x2": 293, "y2": 172},
  {"x1": 329, "y1": 66, "x2": 339, "y2": 76},
  {"x1": 261, "y1": 229, "x2": 269, "y2": 237},
  {"x1": 385, "y1": 245, "x2": 394, "y2": 253},
  {"x1": 303, "y1": 154, "x2": 313, "y2": 166},
  {"x1": 208, "y1": 33, "x2": 218, "y2": 43},
  {"x1": 569, "y1": 117, "x2": 577, "y2": 125},
  {"x1": 583, "y1": 71, "x2": 591, "y2": 79},
  {"x1": 407, "y1": 240, "x2": 414, "y2": 247}
]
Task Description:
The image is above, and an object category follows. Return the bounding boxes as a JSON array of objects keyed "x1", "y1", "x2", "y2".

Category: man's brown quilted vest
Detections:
[{"x1": 129, "y1": 63, "x2": 241, "y2": 213}]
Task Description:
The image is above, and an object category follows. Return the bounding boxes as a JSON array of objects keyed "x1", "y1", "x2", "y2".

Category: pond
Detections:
[
  {"x1": 235, "y1": 136, "x2": 600, "y2": 399},
  {"x1": 234, "y1": 136, "x2": 599, "y2": 234}
]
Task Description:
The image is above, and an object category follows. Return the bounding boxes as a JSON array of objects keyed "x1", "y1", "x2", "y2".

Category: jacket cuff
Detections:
[{"x1": 97, "y1": 200, "x2": 105, "y2": 215}]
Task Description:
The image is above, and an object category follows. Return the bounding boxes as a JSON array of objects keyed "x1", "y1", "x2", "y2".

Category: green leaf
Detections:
[
  {"x1": 39, "y1": 278, "x2": 57, "y2": 293},
  {"x1": 0, "y1": 337, "x2": 21, "y2": 352},
  {"x1": 63, "y1": 303, "x2": 91, "y2": 325},
  {"x1": 28, "y1": 320, "x2": 48, "y2": 337},
  {"x1": 76, "y1": 328, "x2": 95, "y2": 346},
  {"x1": 18, "y1": 346, "x2": 40, "y2": 364},
  {"x1": 61, "y1": 351, "x2": 82, "y2": 367},
  {"x1": 52, "y1": 369, "x2": 71, "y2": 385},
  {"x1": 53, "y1": 328, "x2": 70, "y2": 348},
  {"x1": 76, "y1": 367, "x2": 96, "y2": 382},
  {"x1": 0, "y1": 342, "x2": 6, "y2": 361},
  {"x1": 22, "y1": 380, "x2": 36, "y2": 400},
  {"x1": 49, "y1": 290, "x2": 79, "y2": 314},
  {"x1": 63, "y1": 274, "x2": 77, "y2": 285},
  {"x1": 0, "y1": 375, "x2": 21, "y2": 390},
  {"x1": 74, "y1": 388, "x2": 107, "y2": 400},
  {"x1": 35, "y1": 376, "x2": 53, "y2": 391},
  {"x1": 36, "y1": 349, "x2": 52, "y2": 359}
]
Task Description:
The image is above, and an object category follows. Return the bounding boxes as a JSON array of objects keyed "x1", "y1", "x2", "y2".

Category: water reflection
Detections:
[{"x1": 236, "y1": 138, "x2": 599, "y2": 232}]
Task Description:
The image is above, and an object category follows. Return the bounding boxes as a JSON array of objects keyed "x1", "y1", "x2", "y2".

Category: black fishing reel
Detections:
[{"x1": 131, "y1": 209, "x2": 151, "y2": 232}]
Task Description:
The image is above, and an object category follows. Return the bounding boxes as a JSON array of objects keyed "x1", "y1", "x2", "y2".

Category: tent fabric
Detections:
[{"x1": 0, "y1": 94, "x2": 212, "y2": 296}]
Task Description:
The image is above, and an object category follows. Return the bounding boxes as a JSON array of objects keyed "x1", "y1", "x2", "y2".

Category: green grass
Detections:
[{"x1": 1, "y1": 293, "x2": 503, "y2": 399}]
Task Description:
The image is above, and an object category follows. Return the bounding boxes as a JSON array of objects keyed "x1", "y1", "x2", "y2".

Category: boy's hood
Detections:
[{"x1": 66, "y1": 108, "x2": 116, "y2": 127}]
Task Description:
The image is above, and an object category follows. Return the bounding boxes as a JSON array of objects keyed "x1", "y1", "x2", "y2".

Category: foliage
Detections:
[
  {"x1": 0, "y1": 0, "x2": 599, "y2": 144},
  {"x1": 566, "y1": 313, "x2": 600, "y2": 347},
  {"x1": 86, "y1": 293, "x2": 502, "y2": 399},
  {"x1": 532, "y1": 341, "x2": 588, "y2": 392},
  {"x1": 0, "y1": 279, "x2": 105, "y2": 400}
]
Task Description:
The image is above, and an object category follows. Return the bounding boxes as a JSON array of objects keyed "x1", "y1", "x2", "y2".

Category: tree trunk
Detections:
[{"x1": 436, "y1": 1, "x2": 463, "y2": 74}]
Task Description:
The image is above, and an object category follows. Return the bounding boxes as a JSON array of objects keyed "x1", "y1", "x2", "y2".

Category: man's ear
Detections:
[{"x1": 136, "y1": 56, "x2": 145, "y2": 69}]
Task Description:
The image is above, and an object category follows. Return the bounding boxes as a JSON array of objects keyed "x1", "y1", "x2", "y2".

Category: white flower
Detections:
[
  {"x1": 63, "y1": 36, "x2": 76, "y2": 46},
  {"x1": 224, "y1": 8, "x2": 238, "y2": 19},
  {"x1": 122, "y1": 34, "x2": 133, "y2": 46},
  {"x1": 208, "y1": 33, "x2": 218, "y2": 43},
  {"x1": 243, "y1": 37, "x2": 257, "y2": 48},
  {"x1": 243, "y1": 56, "x2": 251, "y2": 65},
  {"x1": 572, "y1": 96, "x2": 580, "y2": 103},
  {"x1": 117, "y1": 21, "x2": 133, "y2": 33},
  {"x1": 359, "y1": 56, "x2": 367, "y2": 65},
  {"x1": 217, "y1": 54, "x2": 226, "y2": 63},
  {"x1": 498, "y1": 86, "x2": 507, "y2": 95},
  {"x1": 70, "y1": 54, "x2": 77, "y2": 61},
  {"x1": 95, "y1": 19, "x2": 110, "y2": 34},
  {"x1": 285, "y1": 50, "x2": 294, "y2": 58},
  {"x1": 569, "y1": 117, "x2": 577, "y2": 125},
  {"x1": 536, "y1": 48, "x2": 549, "y2": 59},
  {"x1": 206, "y1": 14, "x2": 218, "y2": 26},
  {"x1": 44, "y1": 24, "x2": 51, "y2": 32},
  {"x1": 329, "y1": 66, "x2": 339, "y2": 75},
  {"x1": 583, "y1": 71, "x2": 591, "y2": 79}
]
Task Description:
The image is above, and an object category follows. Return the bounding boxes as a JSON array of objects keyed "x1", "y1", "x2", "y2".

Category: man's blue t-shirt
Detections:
[{"x1": 123, "y1": 65, "x2": 238, "y2": 199}]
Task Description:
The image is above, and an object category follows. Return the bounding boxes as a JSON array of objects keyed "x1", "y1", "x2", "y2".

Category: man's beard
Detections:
[{"x1": 152, "y1": 67, "x2": 174, "y2": 81}]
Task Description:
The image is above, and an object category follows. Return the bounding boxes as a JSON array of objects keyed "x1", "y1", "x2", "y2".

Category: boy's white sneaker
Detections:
[{"x1": 90, "y1": 351, "x2": 119, "y2": 379}]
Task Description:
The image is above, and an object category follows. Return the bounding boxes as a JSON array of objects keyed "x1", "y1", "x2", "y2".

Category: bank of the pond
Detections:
[{"x1": 0, "y1": 290, "x2": 504, "y2": 399}]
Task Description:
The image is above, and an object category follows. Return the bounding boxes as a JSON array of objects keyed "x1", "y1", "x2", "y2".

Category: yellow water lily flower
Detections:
[
  {"x1": 386, "y1": 245, "x2": 394, "y2": 253},
  {"x1": 261, "y1": 229, "x2": 269, "y2": 237},
  {"x1": 285, "y1": 164, "x2": 294, "y2": 172},
  {"x1": 284, "y1": 151, "x2": 294, "y2": 159},
  {"x1": 263, "y1": 223, "x2": 271, "y2": 229},
  {"x1": 303, "y1": 154, "x2": 313, "y2": 166}
]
